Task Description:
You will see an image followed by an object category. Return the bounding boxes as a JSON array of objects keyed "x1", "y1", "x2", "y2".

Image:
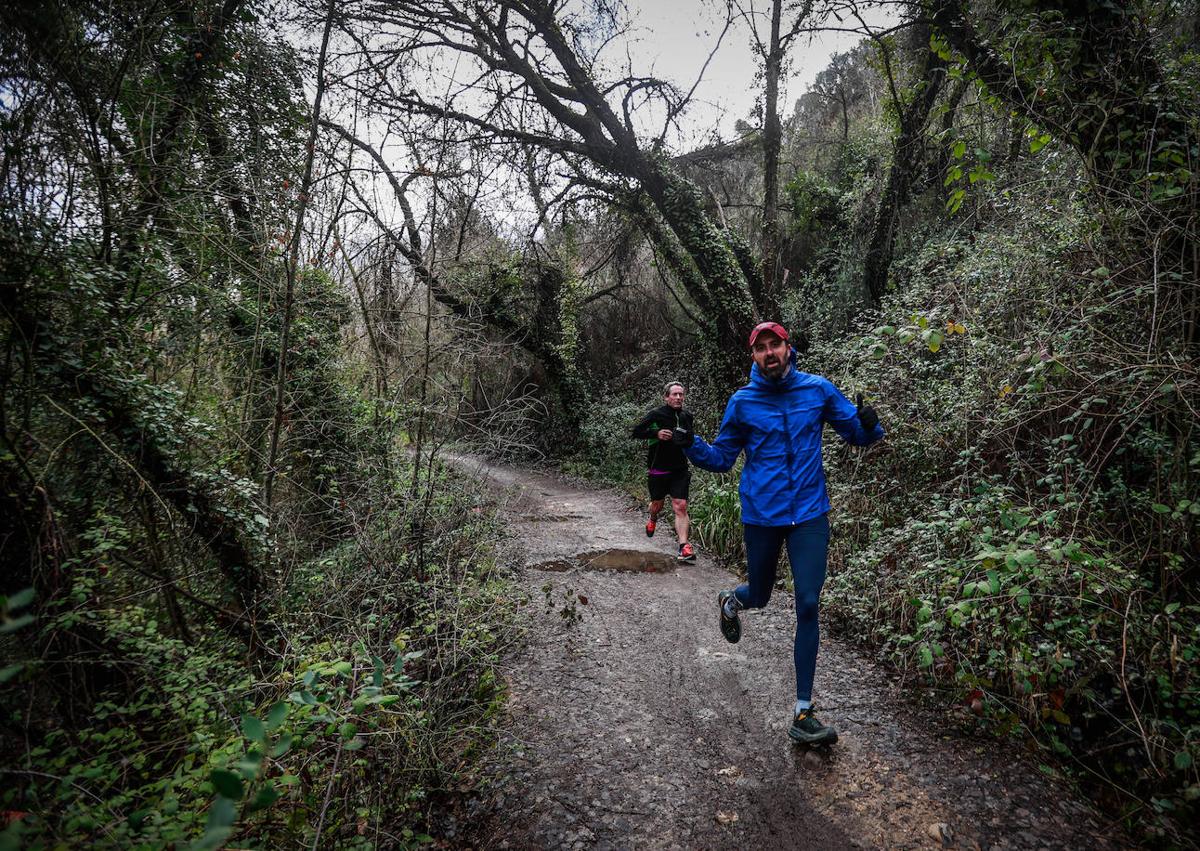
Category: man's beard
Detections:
[{"x1": 761, "y1": 358, "x2": 787, "y2": 379}]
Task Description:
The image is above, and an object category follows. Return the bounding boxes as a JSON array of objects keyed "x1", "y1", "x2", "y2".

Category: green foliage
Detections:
[
  {"x1": 687, "y1": 471, "x2": 745, "y2": 565},
  {"x1": 0, "y1": 5, "x2": 513, "y2": 840},
  {"x1": 564, "y1": 396, "x2": 646, "y2": 485},
  {"x1": 816, "y1": 164, "x2": 1198, "y2": 840},
  {"x1": 0, "y1": 589, "x2": 36, "y2": 638},
  {"x1": 1, "y1": 459, "x2": 514, "y2": 848},
  {"x1": 541, "y1": 580, "x2": 587, "y2": 627},
  {"x1": 784, "y1": 171, "x2": 842, "y2": 234},
  {"x1": 942, "y1": 136, "x2": 996, "y2": 214}
]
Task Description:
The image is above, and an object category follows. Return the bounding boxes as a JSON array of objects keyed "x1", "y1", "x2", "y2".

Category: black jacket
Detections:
[{"x1": 631, "y1": 404, "x2": 694, "y2": 472}]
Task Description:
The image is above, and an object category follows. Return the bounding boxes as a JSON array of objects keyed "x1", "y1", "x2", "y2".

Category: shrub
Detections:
[
  {"x1": 816, "y1": 169, "x2": 1199, "y2": 841},
  {"x1": 0, "y1": 459, "x2": 515, "y2": 849}
]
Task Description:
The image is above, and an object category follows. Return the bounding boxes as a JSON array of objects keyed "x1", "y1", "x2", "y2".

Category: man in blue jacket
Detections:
[{"x1": 684, "y1": 321, "x2": 882, "y2": 745}]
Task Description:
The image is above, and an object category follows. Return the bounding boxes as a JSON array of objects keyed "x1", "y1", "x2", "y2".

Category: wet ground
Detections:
[{"x1": 439, "y1": 454, "x2": 1130, "y2": 850}]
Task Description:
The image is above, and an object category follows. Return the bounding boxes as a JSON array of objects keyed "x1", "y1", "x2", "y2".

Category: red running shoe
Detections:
[
  {"x1": 645, "y1": 517, "x2": 657, "y2": 537},
  {"x1": 678, "y1": 542, "x2": 696, "y2": 563}
]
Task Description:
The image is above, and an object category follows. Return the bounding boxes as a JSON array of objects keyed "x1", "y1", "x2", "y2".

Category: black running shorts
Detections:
[{"x1": 648, "y1": 468, "x2": 690, "y2": 501}]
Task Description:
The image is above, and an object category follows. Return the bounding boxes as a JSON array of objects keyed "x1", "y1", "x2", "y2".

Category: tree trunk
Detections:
[
  {"x1": 760, "y1": 0, "x2": 785, "y2": 316},
  {"x1": 862, "y1": 34, "x2": 946, "y2": 304},
  {"x1": 263, "y1": 0, "x2": 336, "y2": 510}
]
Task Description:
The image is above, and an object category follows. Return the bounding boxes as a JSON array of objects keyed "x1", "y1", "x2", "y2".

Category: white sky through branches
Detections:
[
  {"x1": 311, "y1": 1, "x2": 901, "y2": 251},
  {"x1": 625, "y1": 0, "x2": 898, "y2": 144}
]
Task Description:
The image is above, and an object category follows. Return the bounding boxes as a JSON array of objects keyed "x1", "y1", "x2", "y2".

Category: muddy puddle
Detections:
[{"x1": 533, "y1": 547, "x2": 678, "y2": 573}]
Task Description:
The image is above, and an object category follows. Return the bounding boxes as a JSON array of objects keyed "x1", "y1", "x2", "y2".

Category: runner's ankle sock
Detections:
[
  {"x1": 722, "y1": 593, "x2": 741, "y2": 618},
  {"x1": 794, "y1": 698, "x2": 812, "y2": 715}
]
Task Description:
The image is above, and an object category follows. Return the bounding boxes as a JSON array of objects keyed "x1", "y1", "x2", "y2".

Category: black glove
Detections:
[
  {"x1": 672, "y1": 427, "x2": 694, "y2": 447},
  {"x1": 855, "y1": 393, "x2": 879, "y2": 432}
]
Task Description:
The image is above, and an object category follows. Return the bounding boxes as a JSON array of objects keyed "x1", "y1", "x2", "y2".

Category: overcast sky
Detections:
[{"x1": 623, "y1": 0, "x2": 896, "y2": 146}]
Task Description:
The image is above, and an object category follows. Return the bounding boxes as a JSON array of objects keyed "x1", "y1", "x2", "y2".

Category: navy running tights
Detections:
[{"x1": 734, "y1": 514, "x2": 830, "y2": 701}]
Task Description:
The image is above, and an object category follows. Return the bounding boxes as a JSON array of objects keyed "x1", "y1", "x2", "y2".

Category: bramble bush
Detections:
[
  {"x1": 0, "y1": 459, "x2": 515, "y2": 849},
  {"x1": 563, "y1": 396, "x2": 652, "y2": 487},
  {"x1": 815, "y1": 170, "x2": 1198, "y2": 841}
]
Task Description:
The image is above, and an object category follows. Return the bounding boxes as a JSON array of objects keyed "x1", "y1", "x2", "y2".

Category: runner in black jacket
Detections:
[{"x1": 630, "y1": 382, "x2": 696, "y2": 562}]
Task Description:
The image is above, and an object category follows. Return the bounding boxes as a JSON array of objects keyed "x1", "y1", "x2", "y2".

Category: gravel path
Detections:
[{"x1": 440, "y1": 454, "x2": 1128, "y2": 850}]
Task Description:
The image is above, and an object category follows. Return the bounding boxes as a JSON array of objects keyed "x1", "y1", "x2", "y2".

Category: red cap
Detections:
[{"x1": 748, "y1": 321, "x2": 789, "y2": 349}]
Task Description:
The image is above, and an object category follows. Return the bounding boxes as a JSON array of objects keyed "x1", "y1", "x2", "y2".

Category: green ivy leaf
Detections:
[
  {"x1": 987, "y1": 569, "x2": 1001, "y2": 594},
  {"x1": 929, "y1": 32, "x2": 952, "y2": 60},
  {"x1": 190, "y1": 797, "x2": 237, "y2": 850},
  {"x1": 266, "y1": 702, "x2": 288, "y2": 731},
  {"x1": 6, "y1": 588, "x2": 35, "y2": 610},
  {"x1": 190, "y1": 824, "x2": 233, "y2": 851},
  {"x1": 235, "y1": 750, "x2": 263, "y2": 780},
  {"x1": 1013, "y1": 549, "x2": 1038, "y2": 566},
  {"x1": 1007, "y1": 512, "x2": 1032, "y2": 530},
  {"x1": 247, "y1": 785, "x2": 282, "y2": 813},
  {"x1": 241, "y1": 714, "x2": 265, "y2": 743},
  {"x1": 210, "y1": 769, "x2": 244, "y2": 801},
  {"x1": 0, "y1": 614, "x2": 35, "y2": 634},
  {"x1": 271, "y1": 734, "x2": 293, "y2": 758}
]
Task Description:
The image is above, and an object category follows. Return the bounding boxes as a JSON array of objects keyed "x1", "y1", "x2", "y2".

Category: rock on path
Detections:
[{"x1": 441, "y1": 454, "x2": 1126, "y2": 850}]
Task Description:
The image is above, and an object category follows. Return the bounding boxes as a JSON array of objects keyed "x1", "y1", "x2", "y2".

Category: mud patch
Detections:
[{"x1": 533, "y1": 548, "x2": 677, "y2": 573}]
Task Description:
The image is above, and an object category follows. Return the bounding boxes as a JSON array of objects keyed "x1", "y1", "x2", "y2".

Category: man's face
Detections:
[
  {"x1": 751, "y1": 333, "x2": 789, "y2": 379},
  {"x1": 665, "y1": 385, "x2": 685, "y2": 409}
]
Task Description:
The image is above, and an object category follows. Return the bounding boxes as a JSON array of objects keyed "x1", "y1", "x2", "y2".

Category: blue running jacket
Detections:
[{"x1": 685, "y1": 361, "x2": 884, "y2": 526}]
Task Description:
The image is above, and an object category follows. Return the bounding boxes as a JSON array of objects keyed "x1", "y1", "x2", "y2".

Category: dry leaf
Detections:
[
  {"x1": 716, "y1": 766, "x2": 743, "y2": 778},
  {"x1": 715, "y1": 810, "x2": 739, "y2": 825},
  {"x1": 926, "y1": 822, "x2": 953, "y2": 844}
]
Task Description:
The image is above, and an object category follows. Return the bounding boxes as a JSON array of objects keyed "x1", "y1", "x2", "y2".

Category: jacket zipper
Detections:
[{"x1": 781, "y1": 396, "x2": 798, "y2": 524}]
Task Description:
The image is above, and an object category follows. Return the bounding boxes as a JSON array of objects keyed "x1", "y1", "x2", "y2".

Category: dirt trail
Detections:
[{"x1": 442, "y1": 454, "x2": 1125, "y2": 850}]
